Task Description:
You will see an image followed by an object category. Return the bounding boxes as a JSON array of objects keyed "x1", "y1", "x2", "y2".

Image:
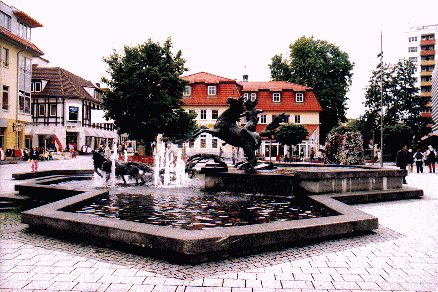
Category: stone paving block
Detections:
[
  {"x1": 223, "y1": 279, "x2": 246, "y2": 288},
  {"x1": 274, "y1": 273, "x2": 294, "y2": 281},
  {"x1": 261, "y1": 279, "x2": 282, "y2": 289},
  {"x1": 312, "y1": 280, "x2": 335, "y2": 289},
  {"x1": 237, "y1": 272, "x2": 257, "y2": 280},
  {"x1": 186, "y1": 287, "x2": 231, "y2": 292},
  {"x1": 281, "y1": 280, "x2": 312, "y2": 289},
  {"x1": 311, "y1": 273, "x2": 333, "y2": 281},
  {"x1": 202, "y1": 278, "x2": 223, "y2": 287},
  {"x1": 0, "y1": 279, "x2": 30, "y2": 289},
  {"x1": 143, "y1": 277, "x2": 168, "y2": 285},
  {"x1": 71, "y1": 281, "x2": 106, "y2": 291},
  {"x1": 48, "y1": 280, "x2": 79, "y2": 290},
  {"x1": 356, "y1": 281, "x2": 381, "y2": 290},
  {"x1": 50, "y1": 273, "x2": 80, "y2": 282},
  {"x1": 399, "y1": 281, "x2": 429, "y2": 291},
  {"x1": 230, "y1": 288, "x2": 252, "y2": 292},
  {"x1": 291, "y1": 272, "x2": 313, "y2": 281},
  {"x1": 341, "y1": 274, "x2": 363, "y2": 282},
  {"x1": 331, "y1": 280, "x2": 361, "y2": 290},
  {"x1": 22, "y1": 280, "x2": 53, "y2": 290},
  {"x1": 245, "y1": 279, "x2": 262, "y2": 288},
  {"x1": 104, "y1": 283, "x2": 133, "y2": 292}
]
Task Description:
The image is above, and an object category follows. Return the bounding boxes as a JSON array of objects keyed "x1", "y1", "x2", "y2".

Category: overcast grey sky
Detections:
[{"x1": 6, "y1": 0, "x2": 438, "y2": 118}]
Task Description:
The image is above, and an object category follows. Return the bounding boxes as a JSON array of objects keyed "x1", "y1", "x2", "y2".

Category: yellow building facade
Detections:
[{"x1": 0, "y1": 1, "x2": 43, "y2": 153}]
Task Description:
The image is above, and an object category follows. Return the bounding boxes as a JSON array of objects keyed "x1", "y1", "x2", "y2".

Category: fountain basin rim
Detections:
[{"x1": 21, "y1": 188, "x2": 378, "y2": 255}]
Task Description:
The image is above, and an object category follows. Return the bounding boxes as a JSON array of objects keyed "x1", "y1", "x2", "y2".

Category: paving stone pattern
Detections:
[{"x1": 1, "y1": 157, "x2": 438, "y2": 291}]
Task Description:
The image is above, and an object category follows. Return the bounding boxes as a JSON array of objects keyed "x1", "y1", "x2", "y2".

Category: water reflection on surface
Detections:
[{"x1": 64, "y1": 189, "x2": 339, "y2": 230}]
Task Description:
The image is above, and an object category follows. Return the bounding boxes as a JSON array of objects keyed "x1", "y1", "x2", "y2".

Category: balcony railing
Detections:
[
  {"x1": 420, "y1": 50, "x2": 436, "y2": 56},
  {"x1": 421, "y1": 81, "x2": 433, "y2": 87},
  {"x1": 420, "y1": 39, "x2": 436, "y2": 46},
  {"x1": 421, "y1": 60, "x2": 436, "y2": 66},
  {"x1": 420, "y1": 71, "x2": 433, "y2": 76}
]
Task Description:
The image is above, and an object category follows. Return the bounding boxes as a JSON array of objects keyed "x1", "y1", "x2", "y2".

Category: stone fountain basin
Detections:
[{"x1": 21, "y1": 187, "x2": 377, "y2": 262}]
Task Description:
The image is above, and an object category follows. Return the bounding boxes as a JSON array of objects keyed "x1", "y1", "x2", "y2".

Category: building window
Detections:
[
  {"x1": 69, "y1": 106, "x2": 79, "y2": 121},
  {"x1": 189, "y1": 141, "x2": 194, "y2": 148},
  {"x1": 200, "y1": 134, "x2": 206, "y2": 148},
  {"x1": 212, "y1": 110, "x2": 218, "y2": 120},
  {"x1": 212, "y1": 138, "x2": 218, "y2": 149},
  {"x1": 408, "y1": 47, "x2": 418, "y2": 53},
  {"x1": 295, "y1": 115, "x2": 301, "y2": 124},
  {"x1": 250, "y1": 93, "x2": 257, "y2": 101},
  {"x1": 208, "y1": 86, "x2": 216, "y2": 96},
  {"x1": 17, "y1": 22, "x2": 31, "y2": 41},
  {"x1": 0, "y1": 11, "x2": 11, "y2": 30},
  {"x1": 200, "y1": 109, "x2": 207, "y2": 120},
  {"x1": 409, "y1": 57, "x2": 418, "y2": 62},
  {"x1": 272, "y1": 92, "x2": 281, "y2": 102},
  {"x1": 19, "y1": 91, "x2": 30, "y2": 114},
  {"x1": 408, "y1": 36, "x2": 417, "y2": 42},
  {"x1": 1, "y1": 48, "x2": 9, "y2": 67},
  {"x1": 260, "y1": 114, "x2": 267, "y2": 124},
  {"x1": 296, "y1": 93, "x2": 304, "y2": 102},
  {"x1": 243, "y1": 93, "x2": 249, "y2": 100},
  {"x1": 38, "y1": 104, "x2": 45, "y2": 116},
  {"x1": 31, "y1": 81, "x2": 42, "y2": 92},
  {"x1": 183, "y1": 86, "x2": 191, "y2": 96},
  {"x1": 50, "y1": 104, "x2": 57, "y2": 117},
  {"x1": 2, "y1": 86, "x2": 9, "y2": 110}
]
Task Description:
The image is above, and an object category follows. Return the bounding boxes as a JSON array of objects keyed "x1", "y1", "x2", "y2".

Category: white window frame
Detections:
[
  {"x1": 250, "y1": 93, "x2": 257, "y2": 101},
  {"x1": 272, "y1": 92, "x2": 281, "y2": 103},
  {"x1": 212, "y1": 109, "x2": 218, "y2": 120},
  {"x1": 32, "y1": 81, "x2": 42, "y2": 92},
  {"x1": 294, "y1": 115, "x2": 301, "y2": 124},
  {"x1": 183, "y1": 86, "x2": 191, "y2": 96},
  {"x1": 296, "y1": 92, "x2": 304, "y2": 102},
  {"x1": 200, "y1": 109, "x2": 207, "y2": 120},
  {"x1": 38, "y1": 104, "x2": 45, "y2": 117},
  {"x1": 1, "y1": 47, "x2": 9, "y2": 67},
  {"x1": 243, "y1": 93, "x2": 249, "y2": 100},
  {"x1": 208, "y1": 86, "x2": 217, "y2": 96},
  {"x1": 49, "y1": 104, "x2": 57, "y2": 117},
  {"x1": 260, "y1": 114, "x2": 267, "y2": 124}
]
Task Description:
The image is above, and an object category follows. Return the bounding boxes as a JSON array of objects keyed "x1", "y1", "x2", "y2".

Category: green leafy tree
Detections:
[
  {"x1": 274, "y1": 123, "x2": 309, "y2": 160},
  {"x1": 363, "y1": 59, "x2": 430, "y2": 150},
  {"x1": 102, "y1": 37, "x2": 196, "y2": 154},
  {"x1": 383, "y1": 124, "x2": 414, "y2": 160},
  {"x1": 269, "y1": 36, "x2": 354, "y2": 141}
]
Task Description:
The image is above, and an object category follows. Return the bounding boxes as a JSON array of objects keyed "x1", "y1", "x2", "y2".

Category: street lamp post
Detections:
[{"x1": 377, "y1": 32, "x2": 384, "y2": 167}]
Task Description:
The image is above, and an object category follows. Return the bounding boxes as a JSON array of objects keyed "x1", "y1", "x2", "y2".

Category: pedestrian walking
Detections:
[
  {"x1": 30, "y1": 147, "x2": 39, "y2": 172},
  {"x1": 407, "y1": 149, "x2": 414, "y2": 172},
  {"x1": 396, "y1": 145, "x2": 409, "y2": 184},
  {"x1": 413, "y1": 149, "x2": 424, "y2": 173},
  {"x1": 425, "y1": 145, "x2": 436, "y2": 173}
]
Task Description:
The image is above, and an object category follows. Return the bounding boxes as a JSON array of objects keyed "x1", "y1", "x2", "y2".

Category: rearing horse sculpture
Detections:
[{"x1": 191, "y1": 97, "x2": 261, "y2": 169}]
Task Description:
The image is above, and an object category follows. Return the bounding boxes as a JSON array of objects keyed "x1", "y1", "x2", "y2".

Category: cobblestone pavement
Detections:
[{"x1": 1, "y1": 158, "x2": 438, "y2": 291}]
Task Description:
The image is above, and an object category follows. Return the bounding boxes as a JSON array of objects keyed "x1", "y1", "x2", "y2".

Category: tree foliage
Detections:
[
  {"x1": 101, "y1": 37, "x2": 196, "y2": 149},
  {"x1": 274, "y1": 123, "x2": 309, "y2": 159},
  {"x1": 363, "y1": 58, "x2": 430, "y2": 152},
  {"x1": 269, "y1": 36, "x2": 354, "y2": 141}
]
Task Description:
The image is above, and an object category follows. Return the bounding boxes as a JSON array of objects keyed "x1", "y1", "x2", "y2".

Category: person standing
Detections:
[
  {"x1": 30, "y1": 147, "x2": 39, "y2": 172},
  {"x1": 413, "y1": 149, "x2": 424, "y2": 173},
  {"x1": 425, "y1": 145, "x2": 436, "y2": 173},
  {"x1": 407, "y1": 149, "x2": 414, "y2": 172},
  {"x1": 396, "y1": 145, "x2": 409, "y2": 184}
]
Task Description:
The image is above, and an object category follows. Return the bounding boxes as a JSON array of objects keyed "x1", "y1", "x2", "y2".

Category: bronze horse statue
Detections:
[
  {"x1": 191, "y1": 97, "x2": 286, "y2": 170},
  {"x1": 93, "y1": 151, "x2": 152, "y2": 185}
]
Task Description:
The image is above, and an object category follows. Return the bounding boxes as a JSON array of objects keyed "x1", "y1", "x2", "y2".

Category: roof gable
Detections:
[
  {"x1": 182, "y1": 72, "x2": 237, "y2": 84},
  {"x1": 32, "y1": 66, "x2": 100, "y2": 102}
]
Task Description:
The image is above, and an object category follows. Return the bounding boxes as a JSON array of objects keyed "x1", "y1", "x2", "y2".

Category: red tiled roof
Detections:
[
  {"x1": 0, "y1": 27, "x2": 44, "y2": 56},
  {"x1": 239, "y1": 81, "x2": 310, "y2": 92},
  {"x1": 32, "y1": 66, "x2": 100, "y2": 102},
  {"x1": 182, "y1": 72, "x2": 237, "y2": 84}
]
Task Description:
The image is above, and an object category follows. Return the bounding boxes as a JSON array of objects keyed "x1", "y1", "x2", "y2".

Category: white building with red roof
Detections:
[{"x1": 180, "y1": 72, "x2": 322, "y2": 161}]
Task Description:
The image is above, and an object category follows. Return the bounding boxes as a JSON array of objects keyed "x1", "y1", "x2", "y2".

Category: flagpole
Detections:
[{"x1": 380, "y1": 31, "x2": 384, "y2": 167}]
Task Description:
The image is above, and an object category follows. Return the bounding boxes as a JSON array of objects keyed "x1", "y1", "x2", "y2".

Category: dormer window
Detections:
[
  {"x1": 296, "y1": 92, "x2": 304, "y2": 102},
  {"x1": 17, "y1": 22, "x2": 31, "y2": 41},
  {"x1": 250, "y1": 93, "x2": 257, "y2": 101},
  {"x1": 31, "y1": 81, "x2": 42, "y2": 92},
  {"x1": 208, "y1": 86, "x2": 216, "y2": 96},
  {"x1": 0, "y1": 11, "x2": 11, "y2": 30},
  {"x1": 272, "y1": 92, "x2": 281, "y2": 103},
  {"x1": 183, "y1": 86, "x2": 191, "y2": 96}
]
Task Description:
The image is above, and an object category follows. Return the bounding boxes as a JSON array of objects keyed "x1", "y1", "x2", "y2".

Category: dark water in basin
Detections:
[{"x1": 63, "y1": 190, "x2": 340, "y2": 230}]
